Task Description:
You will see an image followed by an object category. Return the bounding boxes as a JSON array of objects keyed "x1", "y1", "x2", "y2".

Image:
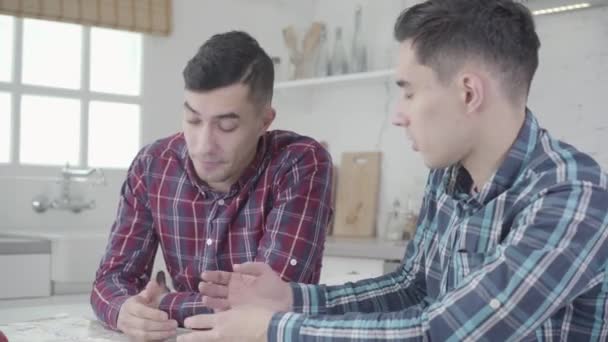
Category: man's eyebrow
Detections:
[
  {"x1": 215, "y1": 113, "x2": 240, "y2": 120},
  {"x1": 184, "y1": 101, "x2": 199, "y2": 115},
  {"x1": 183, "y1": 102, "x2": 240, "y2": 120}
]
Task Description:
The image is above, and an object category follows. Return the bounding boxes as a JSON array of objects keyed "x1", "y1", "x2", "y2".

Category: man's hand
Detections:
[
  {"x1": 177, "y1": 306, "x2": 274, "y2": 342},
  {"x1": 198, "y1": 262, "x2": 293, "y2": 312},
  {"x1": 117, "y1": 271, "x2": 177, "y2": 341}
]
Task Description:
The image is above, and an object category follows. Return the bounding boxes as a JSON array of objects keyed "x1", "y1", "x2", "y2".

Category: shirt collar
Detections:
[
  {"x1": 444, "y1": 108, "x2": 540, "y2": 205},
  {"x1": 232, "y1": 134, "x2": 269, "y2": 194}
]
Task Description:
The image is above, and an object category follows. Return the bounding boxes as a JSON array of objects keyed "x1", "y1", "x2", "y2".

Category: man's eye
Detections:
[
  {"x1": 186, "y1": 119, "x2": 201, "y2": 125},
  {"x1": 218, "y1": 120, "x2": 238, "y2": 132}
]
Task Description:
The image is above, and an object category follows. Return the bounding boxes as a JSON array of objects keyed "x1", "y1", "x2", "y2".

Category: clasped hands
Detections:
[{"x1": 177, "y1": 262, "x2": 293, "y2": 342}]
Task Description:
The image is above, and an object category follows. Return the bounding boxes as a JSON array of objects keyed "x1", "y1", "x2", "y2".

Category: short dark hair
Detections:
[
  {"x1": 183, "y1": 31, "x2": 274, "y2": 105},
  {"x1": 394, "y1": 0, "x2": 541, "y2": 101}
]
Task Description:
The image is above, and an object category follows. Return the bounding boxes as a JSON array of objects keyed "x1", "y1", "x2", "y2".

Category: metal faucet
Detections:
[{"x1": 31, "y1": 164, "x2": 106, "y2": 214}]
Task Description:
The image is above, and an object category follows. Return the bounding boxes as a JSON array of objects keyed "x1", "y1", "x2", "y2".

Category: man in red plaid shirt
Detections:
[{"x1": 90, "y1": 31, "x2": 333, "y2": 341}]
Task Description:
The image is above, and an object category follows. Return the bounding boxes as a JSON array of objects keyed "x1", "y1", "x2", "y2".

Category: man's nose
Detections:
[{"x1": 391, "y1": 111, "x2": 410, "y2": 127}]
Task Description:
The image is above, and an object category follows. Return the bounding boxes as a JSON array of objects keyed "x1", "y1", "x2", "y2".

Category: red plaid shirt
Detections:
[{"x1": 91, "y1": 130, "x2": 333, "y2": 328}]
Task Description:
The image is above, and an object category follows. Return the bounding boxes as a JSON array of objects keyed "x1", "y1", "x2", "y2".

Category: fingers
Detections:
[
  {"x1": 139, "y1": 284, "x2": 154, "y2": 303},
  {"x1": 198, "y1": 281, "x2": 230, "y2": 312},
  {"x1": 118, "y1": 303, "x2": 177, "y2": 341},
  {"x1": 131, "y1": 299, "x2": 170, "y2": 321},
  {"x1": 118, "y1": 295, "x2": 178, "y2": 342},
  {"x1": 130, "y1": 328, "x2": 177, "y2": 341},
  {"x1": 200, "y1": 270, "x2": 232, "y2": 285},
  {"x1": 201, "y1": 296, "x2": 230, "y2": 312},
  {"x1": 121, "y1": 320, "x2": 177, "y2": 342},
  {"x1": 140, "y1": 272, "x2": 170, "y2": 304},
  {"x1": 123, "y1": 312, "x2": 178, "y2": 332},
  {"x1": 233, "y1": 262, "x2": 270, "y2": 276},
  {"x1": 184, "y1": 314, "x2": 215, "y2": 330},
  {"x1": 198, "y1": 282, "x2": 229, "y2": 298},
  {"x1": 177, "y1": 330, "x2": 218, "y2": 342},
  {"x1": 146, "y1": 275, "x2": 169, "y2": 294}
]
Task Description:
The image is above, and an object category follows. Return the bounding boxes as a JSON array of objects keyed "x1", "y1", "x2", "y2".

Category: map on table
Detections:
[{"x1": 0, "y1": 314, "x2": 191, "y2": 341}]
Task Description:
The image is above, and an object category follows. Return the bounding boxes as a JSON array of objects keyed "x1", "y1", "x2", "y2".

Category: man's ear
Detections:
[
  {"x1": 260, "y1": 107, "x2": 276, "y2": 133},
  {"x1": 459, "y1": 72, "x2": 484, "y2": 115}
]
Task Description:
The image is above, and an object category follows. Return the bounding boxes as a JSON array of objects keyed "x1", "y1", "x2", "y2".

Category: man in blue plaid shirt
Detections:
[{"x1": 179, "y1": 0, "x2": 608, "y2": 341}]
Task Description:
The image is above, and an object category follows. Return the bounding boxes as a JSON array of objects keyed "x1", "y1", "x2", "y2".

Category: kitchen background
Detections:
[{"x1": 0, "y1": 0, "x2": 606, "y2": 314}]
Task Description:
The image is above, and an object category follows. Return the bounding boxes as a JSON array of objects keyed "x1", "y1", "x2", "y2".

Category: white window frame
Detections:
[{"x1": 0, "y1": 16, "x2": 143, "y2": 174}]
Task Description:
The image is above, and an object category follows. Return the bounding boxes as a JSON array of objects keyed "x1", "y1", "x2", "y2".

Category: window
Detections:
[
  {"x1": 0, "y1": 15, "x2": 14, "y2": 82},
  {"x1": 22, "y1": 19, "x2": 82, "y2": 89},
  {"x1": 90, "y1": 28, "x2": 142, "y2": 96},
  {"x1": 0, "y1": 92, "x2": 11, "y2": 163},
  {"x1": 0, "y1": 18, "x2": 142, "y2": 169},
  {"x1": 20, "y1": 95, "x2": 81, "y2": 166},
  {"x1": 88, "y1": 101, "x2": 141, "y2": 168}
]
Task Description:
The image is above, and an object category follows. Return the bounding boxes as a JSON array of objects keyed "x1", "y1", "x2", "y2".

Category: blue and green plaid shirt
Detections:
[{"x1": 268, "y1": 110, "x2": 608, "y2": 341}]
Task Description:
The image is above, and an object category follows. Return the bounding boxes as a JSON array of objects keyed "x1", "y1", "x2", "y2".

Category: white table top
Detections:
[
  {"x1": 0, "y1": 295, "x2": 188, "y2": 341},
  {"x1": 0, "y1": 294, "x2": 92, "y2": 324}
]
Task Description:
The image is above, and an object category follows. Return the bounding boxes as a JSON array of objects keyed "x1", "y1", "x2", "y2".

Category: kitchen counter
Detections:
[
  {"x1": 0, "y1": 294, "x2": 91, "y2": 324},
  {"x1": 324, "y1": 237, "x2": 408, "y2": 261},
  {"x1": 0, "y1": 295, "x2": 190, "y2": 341},
  {"x1": 0, "y1": 234, "x2": 50, "y2": 255}
]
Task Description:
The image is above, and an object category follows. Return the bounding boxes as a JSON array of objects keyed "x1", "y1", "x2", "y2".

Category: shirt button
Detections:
[
  {"x1": 289, "y1": 258, "x2": 297, "y2": 266},
  {"x1": 489, "y1": 299, "x2": 501, "y2": 310},
  {"x1": 206, "y1": 238, "x2": 213, "y2": 246},
  {"x1": 218, "y1": 199, "x2": 225, "y2": 205}
]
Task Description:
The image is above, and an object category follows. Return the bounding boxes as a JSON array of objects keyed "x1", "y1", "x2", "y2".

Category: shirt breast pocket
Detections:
[{"x1": 453, "y1": 250, "x2": 488, "y2": 285}]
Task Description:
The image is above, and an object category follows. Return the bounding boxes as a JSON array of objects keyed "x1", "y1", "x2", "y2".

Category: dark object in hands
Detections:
[
  {"x1": 156, "y1": 270, "x2": 171, "y2": 292},
  {"x1": 156, "y1": 270, "x2": 166, "y2": 286}
]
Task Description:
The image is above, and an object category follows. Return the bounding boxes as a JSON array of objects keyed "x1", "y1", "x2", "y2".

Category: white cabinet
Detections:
[
  {"x1": 320, "y1": 256, "x2": 385, "y2": 285},
  {"x1": 319, "y1": 238, "x2": 407, "y2": 285},
  {"x1": 0, "y1": 254, "x2": 51, "y2": 299},
  {"x1": 4, "y1": 229, "x2": 108, "y2": 295}
]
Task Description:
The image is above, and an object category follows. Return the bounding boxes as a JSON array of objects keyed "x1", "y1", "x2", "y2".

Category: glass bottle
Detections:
[
  {"x1": 385, "y1": 199, "x2": 407, "y2": 241},
  {"x1": 351, "y1": 5, "x2": 367, "y2": 73},
  {"x1": 315, "y1": 25, "x2": 330, "y2": 77},
  {"x1": 403, "y1": 196, "x2": 419, "y2": 239},
  {"x1": 330, "y1": 27, "x2": 348, "y2": 75}
]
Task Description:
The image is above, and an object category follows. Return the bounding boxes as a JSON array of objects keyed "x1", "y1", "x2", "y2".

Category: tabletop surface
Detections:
[{"x1": 0, "y1": 295, "x2": 189, "y2": 341}]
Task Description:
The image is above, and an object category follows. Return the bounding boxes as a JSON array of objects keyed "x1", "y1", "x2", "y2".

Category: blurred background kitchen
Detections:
[{"x1": 0, "y1": 0, "x2": 606, "y2": 327}]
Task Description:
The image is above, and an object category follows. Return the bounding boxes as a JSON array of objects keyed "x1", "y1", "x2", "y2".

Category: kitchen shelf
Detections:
[{"x1": 275, "y1": 69, "x2": 394, "y2": 90}]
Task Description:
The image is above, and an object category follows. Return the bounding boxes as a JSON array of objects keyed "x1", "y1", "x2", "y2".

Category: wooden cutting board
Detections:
[{"x1": 332, "y1": 152, "x2": 381, "y2": 237}]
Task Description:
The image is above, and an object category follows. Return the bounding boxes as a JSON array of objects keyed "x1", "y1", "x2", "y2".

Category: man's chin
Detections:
[
  {"x1": 201, "y1": 170, "x2": 234, "y2": 185},
  {"x1": 424, "y1": 157, "x2": 458, "y2": 170},
  {"x1": 201, "y1": 174, "x2": 228, "y2": 183},
  {"x1": 199, "y1": 161, "x2": 226, "y2": 173}
]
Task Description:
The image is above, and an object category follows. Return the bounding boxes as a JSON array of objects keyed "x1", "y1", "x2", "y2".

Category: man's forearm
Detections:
[
  {"x1": 290, "y1": 267, "x2": 424, "y2": 316},
  {"x1": 91, "y1": 285, "x2": 133, "y2": 330}
]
